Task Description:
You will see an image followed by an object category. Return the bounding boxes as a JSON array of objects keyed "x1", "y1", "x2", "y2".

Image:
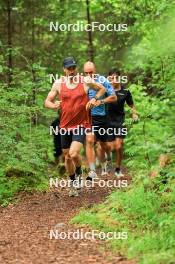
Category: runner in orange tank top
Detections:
[{"x1": 45, "y1": 57, "x2": 106, "y2": 196}]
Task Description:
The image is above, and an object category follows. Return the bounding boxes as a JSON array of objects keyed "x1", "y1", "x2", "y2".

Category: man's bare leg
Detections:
[
  {"x1": 86, "y1": 133, "x2": 98, "y2": 179},
  {"x1": 69, "y1": 141, "x2": 84, "y2": 190},
  {"x1": 96, "y1": 141, "x2": 113, "y2": 161},
  {"x1": 69, "y1": 141, "x2": 83, "y2": 169},
  {"x1": 86, "y1": 134, "x2": 96, "y2": 171},
  {"x1": 62, "y1": 148, "x2": 75, "y2": 175},
  {"x1": 62, "y1": 145, "x2": 82, "y2": 196},
  {"x1": 114, "y1": 138, "x2": 124, "y2": 176},
  {"x1": 98, "y1": 141, "x2": 112, "y2": 175}
]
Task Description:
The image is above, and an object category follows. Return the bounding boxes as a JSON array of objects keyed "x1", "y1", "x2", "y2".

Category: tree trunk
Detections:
[
  {"x1": 7, "y1": 0, "x2": 13, "y2": 87},
  {"x1": 86, "y1": 0, "x2": 94, "y2": 61},
  {"x1": 31, "y1": 17, "x2": 37, "y2": 125}
]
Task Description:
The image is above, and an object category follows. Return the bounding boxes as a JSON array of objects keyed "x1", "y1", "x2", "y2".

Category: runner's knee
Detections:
[
  {"x1": 108, "y1": 143, "x2": 114, "y2": 152},
  {"x1": 69, "y1": 149, "x2": 78, "y2": 159},
  {"x1": 63, "y1": 149, "x2": 69, "y2": 155},
  {"x1": 100, "y1": 142, "x2": 109, "y2": 151},
  {"x1": 63, "y1": 150, "x2": 72, "y2": 161},
  {"x1": 65, "y1": 154, "x2": 72, "y2": 162},
  {"x1": 115, "y1": 142, "x2": 123, "y2": 151},
  {"x1": 86, "y1": 137, "x2": 94, "y2": 147}
]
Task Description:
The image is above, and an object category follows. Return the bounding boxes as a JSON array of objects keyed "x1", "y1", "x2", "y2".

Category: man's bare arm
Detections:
[
  {"x1": 103, "y1": 95, "x2": 117, "y2": 103},
  {"x1": 44, "y1": 80, "x2": 61, "y2": 110},
  {"x1": 84, "y1": 76, "x2": 106, "y2": 98},
  {"x1": 93, "y1": 95, "x2": 117, "y2": 107},
  {"x1": 88, "y1": 81, "x2": 106, "y2": 98},
  {"x1": 84, "y1": 77, "x2": 106, "y2": 110},
  {"x1": 44, "y1": 90, "x2": 61, "y2": 110},
  {"x1": 128, "y1": 105, "x2": 139, "y2": 121},
  {"x1": 85, "y1": 82, "x2": 106, "y2": 110}
]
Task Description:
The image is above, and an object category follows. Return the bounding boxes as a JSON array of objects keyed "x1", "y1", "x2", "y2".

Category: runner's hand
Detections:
[
  {"x1": 53, "y1": 100, "x2": 62, "y2": 110},
  {"x1": 93, "y1": 100, "x2": 101, "y2": 107},
  {"x1": 132, "y1": 113, "x2": 139, "y2": 122},
  {"x1": 86, "y1": 98, "x2": 97, "y2": 110}
]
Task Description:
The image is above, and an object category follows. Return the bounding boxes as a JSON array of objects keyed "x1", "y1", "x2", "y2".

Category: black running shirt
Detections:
[{"x1": 107, "y1": 87, "x2": 134, "y2": 126}]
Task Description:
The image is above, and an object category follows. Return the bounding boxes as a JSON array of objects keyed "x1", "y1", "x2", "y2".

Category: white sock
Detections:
[{"x1": 89, "y1": 163, "x2": 96, "y2": 171}]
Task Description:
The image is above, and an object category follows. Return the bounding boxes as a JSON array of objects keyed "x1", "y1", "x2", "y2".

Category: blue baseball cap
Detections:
[{"x1": 63, "y1": 57, "x2": 77, "y2": 68}]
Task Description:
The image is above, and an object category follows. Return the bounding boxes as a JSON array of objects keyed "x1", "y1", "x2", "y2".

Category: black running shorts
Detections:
[{"x1": 60, "y1": 127, "x2": 86, "y2": 149}]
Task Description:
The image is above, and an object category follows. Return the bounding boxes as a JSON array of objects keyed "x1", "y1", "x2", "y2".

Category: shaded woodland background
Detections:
[
  {"x1": 0, "y1": 0, "x2": 175, "y2": 200},
  {"x1": 0, "y1": 1, "x2": 175, "y2": 262}
]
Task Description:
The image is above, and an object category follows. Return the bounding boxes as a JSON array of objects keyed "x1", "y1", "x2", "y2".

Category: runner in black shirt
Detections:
[{"x1": 107, "y1": 69, "x2": 138, "y2": 177}]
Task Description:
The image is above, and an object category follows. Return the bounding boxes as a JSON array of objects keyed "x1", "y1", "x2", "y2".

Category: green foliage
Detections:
[
  {"x1": 71, "y1": 1, "x2": 175, "y2": 264},
  {"x1": 124, "y1": 83, "x2": 175, "y2": 173},
  {"x1": 72, "y1": 178, "x2": 175, "y2": 264},
  {"x1": 0, "y1": 56, "x2": 55, "y2": 205},
  {"x1": 0, "y1": 0, "x2": 175, "y2": 262}
]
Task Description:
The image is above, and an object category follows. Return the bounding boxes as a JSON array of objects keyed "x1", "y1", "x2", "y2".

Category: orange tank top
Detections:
[{"x1": 59, "y1": 78, "x2": 91, "y2": 129}]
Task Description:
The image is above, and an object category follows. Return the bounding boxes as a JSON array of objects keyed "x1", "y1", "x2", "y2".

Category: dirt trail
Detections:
[{"x1": 0, "y1": 171, "x2": 136, "y2": 264}]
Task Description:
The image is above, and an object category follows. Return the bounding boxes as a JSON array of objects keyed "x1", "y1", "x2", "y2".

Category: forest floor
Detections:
[{"x1": 0, "y1": 168, "x2": 136, "y2": 264}]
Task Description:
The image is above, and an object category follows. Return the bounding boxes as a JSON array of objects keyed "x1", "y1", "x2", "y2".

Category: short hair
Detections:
[{"x1": 108, "y1": 68, "x2": 120, "y2": 76}]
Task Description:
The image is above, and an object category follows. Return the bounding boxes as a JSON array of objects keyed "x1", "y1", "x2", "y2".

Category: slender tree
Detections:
[
  {"x1": 7, "y1": 0, "x2": 13, "y2": 87},
  {"x1": 86, "y1": 0, "x2": 94, "y2": 61}
]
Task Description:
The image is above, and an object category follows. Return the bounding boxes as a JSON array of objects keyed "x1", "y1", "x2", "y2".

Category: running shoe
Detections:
[
  {"x1": 114, "y1": 170, "x2": 124, "y2": 177},
  {"x1": 86, "y1": 170, "x2": 98, "y2": 181},
  {"x1": 69, "y1": 180, "x2": 79, "y2": 197},
  {"x1": 85, "y1": 171, "x2": 98, "y2": 189}
]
